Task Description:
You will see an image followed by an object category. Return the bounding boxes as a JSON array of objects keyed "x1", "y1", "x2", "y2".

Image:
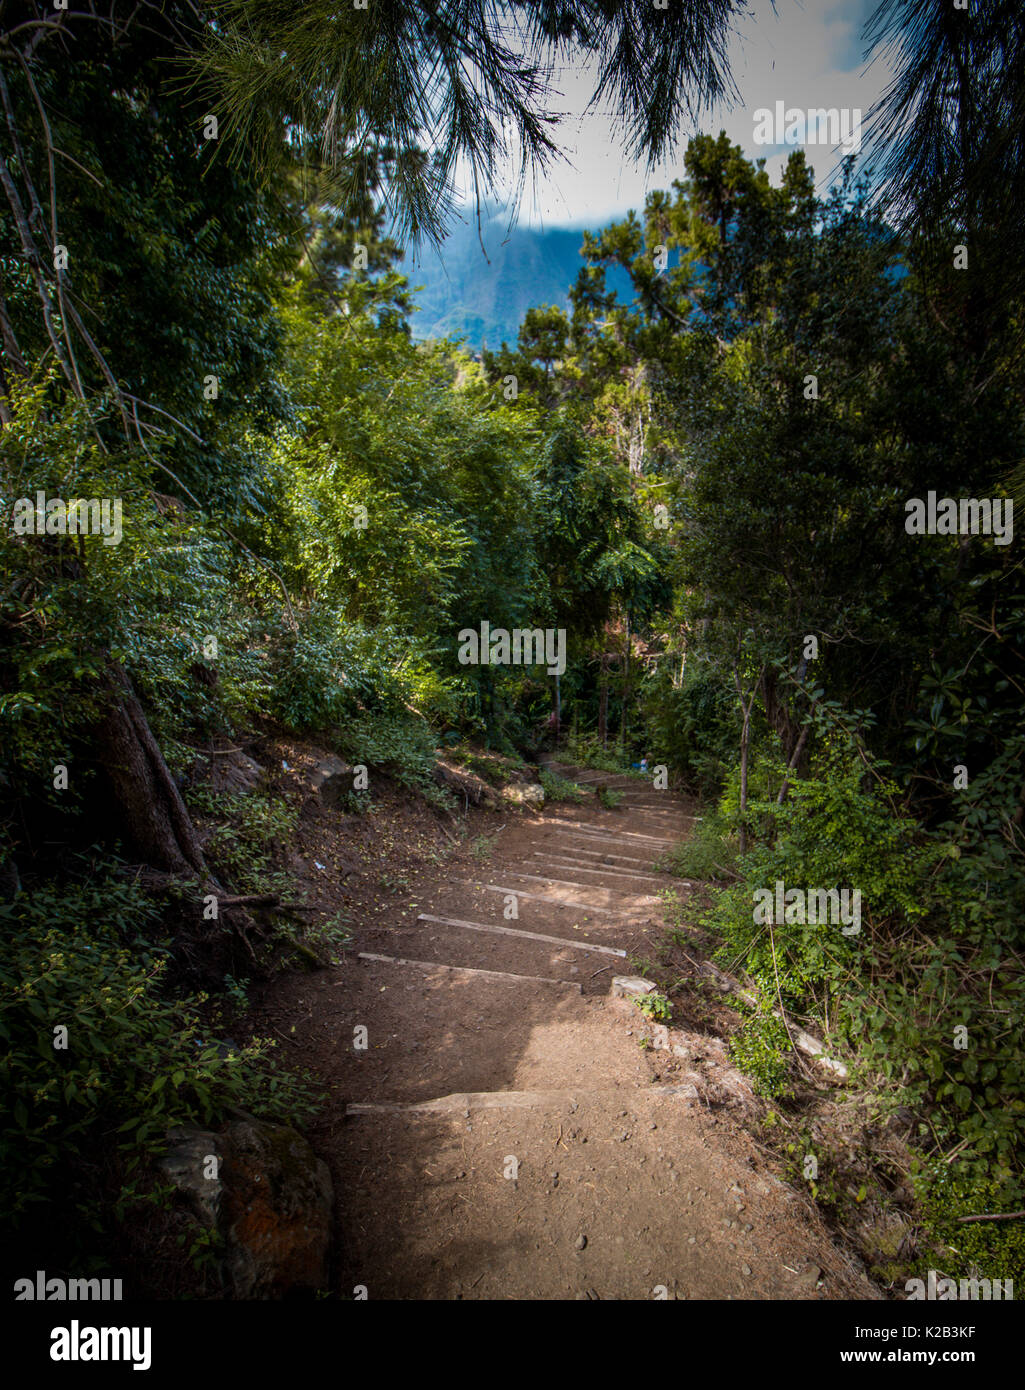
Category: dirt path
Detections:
[{"x1": 250, "y1": 762, "x2": 880, "y2": 1301}]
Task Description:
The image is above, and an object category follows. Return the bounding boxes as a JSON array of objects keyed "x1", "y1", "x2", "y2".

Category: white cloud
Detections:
[{"x1": 445, "y1": 0, "x2": 893, "y2": 230}]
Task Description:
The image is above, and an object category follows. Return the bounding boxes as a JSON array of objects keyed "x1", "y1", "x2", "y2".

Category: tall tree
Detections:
[{"x1": 194, "y1": 0, "x2": 747, "y2": 242}]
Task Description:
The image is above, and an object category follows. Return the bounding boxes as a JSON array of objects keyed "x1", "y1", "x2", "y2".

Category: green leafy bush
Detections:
[
  {"x1": 339, "y1": 710, "x2": 451, "y2": 805},
  {"x1": 658, "y1": 811, "x2": 737, "y2": 880},
  {"x1": 638, "y1": 660, "x2": 736, "y2": 795},
  {"x1": 707, "y1": 750, "x2": 937, "y2": 1007},
  {"x1": 185, "y1": 787, "x2": 298, "y2": 896},
  {"x1": 265, "y1": 607, "x2": 407, "y2": 732},
  {"x1": 728, "y1": 1009, "x2": 792, "y2": 1099},
  {"x1": 0, "y1": 874, "x2": 319, "y2": 1229},
  {"x1": 538, "y1": 768, "x2": 585, "y2": 802},
  {"x1": 698, "y1": 745, "x2": 1025, "y2": 1184},
  {"x1": 635, "y1": 990, "x2": 672, "y2": 1023},
  {"x1": 563, "y1": 731, "x2": 633, "y2": 774},
  {"x1": 915, "y1": 1163, "x2": 1025, "y2": 1293}
]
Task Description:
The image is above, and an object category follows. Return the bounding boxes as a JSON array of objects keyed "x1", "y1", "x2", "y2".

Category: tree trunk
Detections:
[
  {"x1": 92, "y1": 663, "x2": 206, "y2": 876},
  {"x1": 738, "y1": 705, "x2": 750, "y2": 856},
  {"x1": 619, "y1": 613, "x2": 631, "y2": 754},
  {"x1": 733, "y1": 662, "x2": 763, "y2": 858},
  {"x1": 777, "y1": 725, "x2": 810, "y2": 805},
  {"x1": 597, "y1": 653, "x2": 609, "y2": 749}
]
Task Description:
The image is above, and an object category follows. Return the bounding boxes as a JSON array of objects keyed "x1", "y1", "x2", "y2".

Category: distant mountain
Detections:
[{"x1": 404, "y1": 214, "x2": 632, "y2": 351}]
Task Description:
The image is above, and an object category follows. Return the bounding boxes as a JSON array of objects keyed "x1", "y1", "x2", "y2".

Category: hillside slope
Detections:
[{"x1": 407, "y1": 214, "x2": 633, "y2": 349}]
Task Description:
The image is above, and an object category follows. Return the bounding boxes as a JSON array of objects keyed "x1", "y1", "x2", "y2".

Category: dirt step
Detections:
[
  {"x1": 543, "y1": 765, "x2": 640, "y2": 783},
  {"x1": 493, "y1": 868, "x2": 662, "y2": 903},
  {"x1": 547, "y1": 836, "x2": 662, "y2": 864},
  {"x1": 324, "y1": 954, "x2": 650, "y2": 1104},
  {"x1": 432, "y1": 876, "x2": 655, "y2": 933},
  {"x1": 545, "y1": 770, "x2": 698, "y2": 813},
  {"x1": 545, "y1": 840, "x2": 658, "y2": 868},
  {"x1": 542, "y1": 818, "x2": 680, "y2": 846},
  {"x1": 332, "y1": 1088, "x2": 870, "y2": 1301},
  {"x1": 357, "y1": 951, "x2": 582, "y2": 991},
  {"x1": 358, "y1": 917, "x2": 622, "y2": 995},
  {"x1": 605, "y1": 793, "x2": 685, "y2": 803},
  {"x1": 346, "y1": 1084, "x2": 696, "y2": 1115},
  {"x1": 416, "y1": 912, "x2": 626, "y2": 958},
  {"x1": 425, "y1": 880, "x2": 665, "y2": 965},
  {"x1": 465, "y1": 880, "x2": 621, "y2": 915},
  {"x1": 530, "y1": 853, "x2": 678, "y2": 887}
]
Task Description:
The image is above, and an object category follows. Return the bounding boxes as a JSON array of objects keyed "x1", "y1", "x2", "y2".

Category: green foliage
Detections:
[
  {"x1": 185, "y1": 787, "x2": 297, "y2": 897},
  {"x1": 338, "y1": 711, "x2": 450, "y2": 806},
  {"x1": 538, "y1": 768, "x2": 585, "y2": 803},
  {"x1": 707, "y1": 749, "x2": 937, "y2": 1006},
  {"x1": 728, "y1": 1009, "x2": 792, "y2": 1100},
  {"x1": 597, "y1": 786, "x2": 623, "y2": 809},
  {"x1": 563, "y1": 732, "x2": 633, "y2": 773},
  {"x1": 337, "y1": 789, "x2": 374, "y2": 816},
  {"x1": 0, "y1": 7, "x2": 295, "y2": 499},
  {"x1": 0, "y1": 874, "x2": 318, "y2": 1228},
  {"x1": 448, "y1": 747, "x2": 528, "y2": 785},
  {"x1": 700, "y1": 746, "x2": 1025, "y2": 1182},
  {"x1": 0, "y1": 383, "x2": 271, "y2": 792},
  {"x1": 657, "y1": 813, "x2": 737, "y2": 881},
  {"x1": 266, "y1": 303, "x2": 543, "y2": 643},
  {"x1": 639, "y1": 659, "x2": 737, "y2": 796},
  {"x1": 196, "y1": 0, "x2": 742, "y2": 244},
  {"x1": 915, "y1": 1163, "x2": 1025, "y2": 1293},
  {"x1": 297, "y1": 913, "x2": 355, "y2": 961},
  {"x1": 265, "y1": 606, "x2": 412, "y2": 731},
  {"x1": 635, "y1": 991, "x2": 672, "y2": 1023}
]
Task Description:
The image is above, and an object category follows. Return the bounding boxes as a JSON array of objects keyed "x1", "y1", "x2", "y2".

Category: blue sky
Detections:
[{"x1": 449, "y1": 0, "x2": 891, "y2": 229}]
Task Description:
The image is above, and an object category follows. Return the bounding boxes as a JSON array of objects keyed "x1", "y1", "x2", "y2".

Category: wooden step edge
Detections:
[
  {"x1": 355, "y1": 951, "x2": 582, "y2": 992},
  {"x1": 499, "y1": 870, "x2": 661, "y2": 901},
  {"x1": 346, "y1": 1083, "x2": 702, "y2": 1117},
  {"x1": 414, "y1": 911, "x2": 627, "y2": 958}
]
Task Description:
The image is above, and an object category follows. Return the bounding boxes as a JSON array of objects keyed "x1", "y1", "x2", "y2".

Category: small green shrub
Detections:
[
  {"x1": 700, "y1": 742, "x2": 1025, "y2": 1186},
  {"x1": 564, "y1": 732, "x2": 632, "y2": 774},
  {"x1": 185, "y1": 787, "x2": 297, "y2": 897},
  {"x1": 300, "y1": 913, "x2": 354, "y2": 956},
  {"x1": 637, "y1": 660, "x2": 736, "y2": 796},
  {"x1": 635, "y1": 991, "x2": 672, "y2": 1023},
  {"x1": 339, "y1": 711, "x2": 451, "y2": 807},
  {"x1": 728, "y1": 1010, "x2": 792, "y2": 1099},
  {"x1": 538, "y1": 768, "x2": 585, "y2": 802},
  {"x1": 657, "y1": 813, "x2": 737, "y2": 880},
  {"x1": 265, "y1": 607, "x2": 402, "y2": 733}
]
